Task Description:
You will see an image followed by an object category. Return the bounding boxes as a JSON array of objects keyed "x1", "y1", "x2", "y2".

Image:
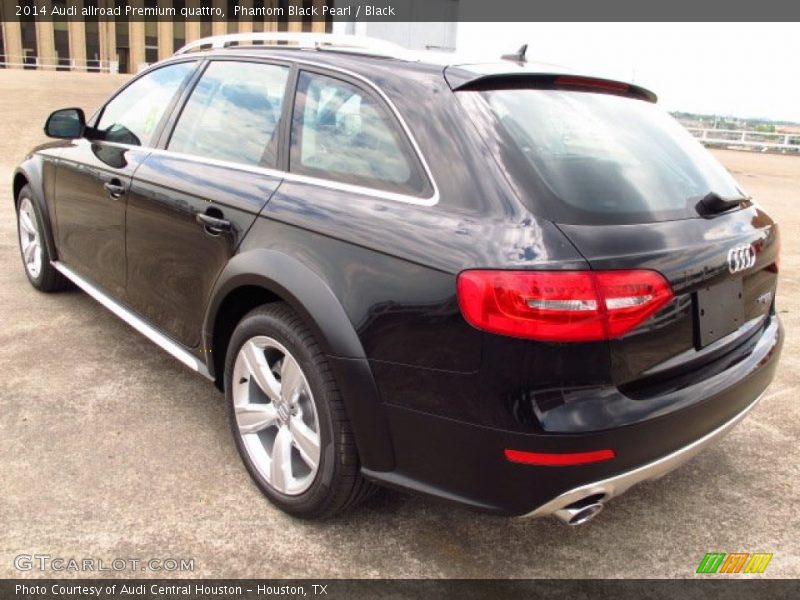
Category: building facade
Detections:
[{"x1": 0, "y1": 1, "x2": 329, "y2": 74}]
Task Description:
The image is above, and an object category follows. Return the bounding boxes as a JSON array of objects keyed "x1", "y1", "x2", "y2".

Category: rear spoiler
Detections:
[{"x1": 447, "y1": 72, "x2": 657, "y2": 103}]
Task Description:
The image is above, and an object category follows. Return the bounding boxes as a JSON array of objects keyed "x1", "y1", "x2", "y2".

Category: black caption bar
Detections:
[
  {"x1": 3, "y1": 580, "x2": 800, "y2": 600},
  {"x1": 1, "y1": 0, "x2": 800, "y2": 22}
]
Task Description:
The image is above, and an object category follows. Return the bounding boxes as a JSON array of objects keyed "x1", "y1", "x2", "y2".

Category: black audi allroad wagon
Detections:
[{"x1": 13, "y1": 34, "x2": 782, "y2": 524}]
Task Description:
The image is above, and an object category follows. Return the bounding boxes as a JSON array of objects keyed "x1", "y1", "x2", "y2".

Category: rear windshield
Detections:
[{"x1": 460, "y1": 88, "x2": 746, "y2": 225}]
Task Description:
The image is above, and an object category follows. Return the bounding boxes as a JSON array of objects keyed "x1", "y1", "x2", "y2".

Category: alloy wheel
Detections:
[
  {"x1": 232, "y1": 336, "x2": 321, "y2": 496},
  {"x1": 18, "y1": 197, "x2": 42, "y2": 279}
]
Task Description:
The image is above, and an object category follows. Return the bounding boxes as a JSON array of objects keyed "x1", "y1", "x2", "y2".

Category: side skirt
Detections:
[{"x1": 51, "y1": 261, "x2": 213, "y2": 380}]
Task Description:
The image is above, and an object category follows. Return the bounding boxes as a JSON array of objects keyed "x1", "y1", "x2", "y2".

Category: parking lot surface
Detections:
[{"x1": 0, "y1": 69, "x2": 798, "y2": 578}]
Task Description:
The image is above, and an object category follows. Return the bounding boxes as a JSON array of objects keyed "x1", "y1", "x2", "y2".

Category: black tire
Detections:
[
  {"x1": 16, "y1": 185, "x2": 70, "y2": 293},
  {"x1": 224, "y1": 302, "x2": 374, "y2": 518}
]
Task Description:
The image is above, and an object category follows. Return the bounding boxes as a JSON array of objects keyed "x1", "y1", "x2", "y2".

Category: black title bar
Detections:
[{"x1": 2, "y1": 0, "x2": 800, "y2": 22}]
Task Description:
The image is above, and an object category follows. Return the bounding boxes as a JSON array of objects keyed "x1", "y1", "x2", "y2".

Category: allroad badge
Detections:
[{"x1": 727, "y1": 244, "x2": 756, "y2": 274}]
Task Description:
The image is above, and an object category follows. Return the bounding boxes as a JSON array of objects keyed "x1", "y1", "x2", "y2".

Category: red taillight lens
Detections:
[
  {"x1": 504, "y1": 448, "x2": 616, "y2": 466},
  {"x1": 456, "y1": 270, "x2": 673, "y2": 342}
]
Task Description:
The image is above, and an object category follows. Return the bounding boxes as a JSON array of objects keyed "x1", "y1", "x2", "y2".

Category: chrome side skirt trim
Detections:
[
  {"x1": 52, "y1": 261, "x2": 213, "y2": 380},
  {"x1": 522, "y1": 390, "x2": 766, "y2": 519}
]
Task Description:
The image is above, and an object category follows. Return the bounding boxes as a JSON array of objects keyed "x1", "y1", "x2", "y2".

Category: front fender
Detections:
[
  {"x1": 13, "y1": 154, "x2": 59, "y2": 261},
  {"x1": 203, "y1": 248, "x2": 395, "y2": 471}
]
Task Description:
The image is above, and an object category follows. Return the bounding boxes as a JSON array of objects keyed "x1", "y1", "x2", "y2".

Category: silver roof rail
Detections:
[{"x1": 174, "y1": 32, "x2": 410, "y2": 58}]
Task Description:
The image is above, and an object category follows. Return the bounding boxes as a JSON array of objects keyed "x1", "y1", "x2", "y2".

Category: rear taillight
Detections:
[
  {"x1": 504, "y1": 448, "x2": 616, "y2": 466},
  {"x1": 456, "y1": 270, "x2": 673, "y2": 342}
]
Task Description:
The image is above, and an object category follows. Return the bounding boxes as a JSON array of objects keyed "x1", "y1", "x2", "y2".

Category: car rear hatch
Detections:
[
  {"x1": 558, "y1": 210, "x2": 779, "y2": 390},
  {"x1": 452, "y1": 68, "x2": 780, "y2": 424}
]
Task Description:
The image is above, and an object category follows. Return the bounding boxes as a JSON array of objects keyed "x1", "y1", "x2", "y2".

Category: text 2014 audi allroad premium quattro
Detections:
[{"x1": 14, "y1": 34, "x2": 782, "y2": 524}]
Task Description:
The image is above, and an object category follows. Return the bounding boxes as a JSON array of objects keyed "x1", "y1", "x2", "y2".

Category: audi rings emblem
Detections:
[{"x1": 727, "y1": 244, "x2": 756, "y2": 274}]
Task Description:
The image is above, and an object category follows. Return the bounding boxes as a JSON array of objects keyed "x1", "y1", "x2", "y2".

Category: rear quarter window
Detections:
[{"x1": 289, "y1": 70, "x2": 431, "y2": 198}]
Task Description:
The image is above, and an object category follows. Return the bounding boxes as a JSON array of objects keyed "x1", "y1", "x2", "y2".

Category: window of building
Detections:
[
  {"x1": 0, "y1": 19, "x2": 6, "y2": 68},
  {"x1": 53, "y1": 1, "x2": 70, "y2": 71},
  {"x1": 84, "y1": 1, "x2": 101, "y2": 71},
  {"x1": 302, "y1": 0, "x2": 313, "y2": 33},
  {"x1": 168, "y1": 61, "x2": 290, "y2": 168},
  {"x1": 173, "y1": 1, "x2": 186, "y2": 53},
  {"x1": 289, "y1": 71, "x2": 429, "y2": 196},
  {"x1": 145, "y1": 22, "x2": 158, "y2": 64},
  {"x1": 201, "y1": 13, "x2": 213, "y2": 38},
  {"x1": 144, "y1": 0, "x2": 158, "y2": 65},
  {"x1": 115, "y1": 0, "x2": 129, "y2": 73},
  {"x1": 95, "y1": 62, "x2": 194, "y2": 146},
  {"x1": 252, "y1": 0, "x2": 265, "y2": 41},
  {"x1": 19, "y1": 2, "x2": 38, "y2": 70},
  {"x1": 227, "y1": 0, "x2": 239, "y2": 33}
]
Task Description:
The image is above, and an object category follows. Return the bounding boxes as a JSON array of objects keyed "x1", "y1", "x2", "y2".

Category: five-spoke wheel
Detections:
[
  {"x1": 225, "y1": 303, "x2": 373, "y2": 517},
  {"x1": 233, "y1": 336, "x2": 321, "y2": 495},
  {"x1": 18, "y1": 196, "x2": 43, "y2": 280},
  {"x1": 16, "y1": 186, "x2": 68, "y2": 292}
]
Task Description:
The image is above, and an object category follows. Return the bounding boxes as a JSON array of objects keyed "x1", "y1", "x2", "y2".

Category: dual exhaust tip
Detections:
[{"x1": 552, "y1": 493, "x2": 606, "y2": 526}]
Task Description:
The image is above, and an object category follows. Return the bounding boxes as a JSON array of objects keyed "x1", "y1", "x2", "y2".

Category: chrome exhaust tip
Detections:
[{"x1": 553, "y1": 499, "x2": 605, "y2": 526}]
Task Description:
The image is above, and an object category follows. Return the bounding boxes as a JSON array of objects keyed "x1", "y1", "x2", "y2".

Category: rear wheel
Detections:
[
  {"x1": 16, "y1": 186, "x2": 69, "y2": 292},
  {"x1": 224, "y1": 303, "x2": 373, "y2": 518}
]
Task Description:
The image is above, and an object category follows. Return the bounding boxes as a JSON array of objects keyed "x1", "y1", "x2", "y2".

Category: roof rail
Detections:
[{"x1": 174, "y1": 32, "x2": 409, "y2": 58}]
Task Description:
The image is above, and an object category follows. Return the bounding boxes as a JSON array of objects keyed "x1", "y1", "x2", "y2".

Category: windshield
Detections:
[{"x1": 463, "y1": 88, "x2": 746, "y2": 225}]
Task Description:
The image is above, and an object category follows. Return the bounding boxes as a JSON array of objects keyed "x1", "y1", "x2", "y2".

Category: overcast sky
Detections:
[{"x1": 456, "y1": 23, "x2": 800, "y2": 122}]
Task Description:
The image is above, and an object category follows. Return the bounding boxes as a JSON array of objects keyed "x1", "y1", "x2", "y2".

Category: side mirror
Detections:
[{"x1": 44, "y1": 108, "x2": 86, "y2": 139}]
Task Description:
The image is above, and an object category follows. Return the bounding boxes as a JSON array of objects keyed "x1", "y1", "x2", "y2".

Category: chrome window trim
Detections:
[
  {"x1": 284, "y1": 56, "x2": 440, "y2": 205},
  {"x1": 89, "y1": 58, "x2": 201, "y2": 140},
  {"x1": 86, "y1": 53, "x2": 440, "y2": 206},
  {"x1": 145, "y1": 147, "x2": 438, "y2": 207},
  {"x1": 152, "y1": 52, "x2": 440, "y2": 207},
  {"x1": 90, "y1": 140, "x2": 439, "y2": 207}
]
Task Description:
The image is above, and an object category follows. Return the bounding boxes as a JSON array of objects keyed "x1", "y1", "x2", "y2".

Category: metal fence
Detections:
[
  {"x1": 0, "y1": 57, "x2": 117, "y2": 72},
  {"x1": 687, "y1": 128, "x2": 800, "y2": 153}
]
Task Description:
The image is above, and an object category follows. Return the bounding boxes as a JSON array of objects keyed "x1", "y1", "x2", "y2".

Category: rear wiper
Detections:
[{"x1": 696, "y1": 191, "x2": 751, "y2": 215}]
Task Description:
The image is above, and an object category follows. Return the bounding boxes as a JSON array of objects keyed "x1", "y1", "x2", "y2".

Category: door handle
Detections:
[
  {"x1": 196, "y1": 212, "x2": 231, "y2": 234},
  {"x1": 103, "y1": 179, "x2": 126, "y2": 199}
]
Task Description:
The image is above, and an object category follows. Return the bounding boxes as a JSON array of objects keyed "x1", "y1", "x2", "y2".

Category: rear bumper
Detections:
[
  {"x1": 523, "y1": 389, "x2": 764, "y2": 518},
  {"x1": 363, "y1": 316, "x2": 782, "y2": 516}
]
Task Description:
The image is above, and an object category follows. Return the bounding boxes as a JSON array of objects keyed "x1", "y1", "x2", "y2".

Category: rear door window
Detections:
[
  {"x1": 289, "y1": 70, "x2": 430, "y2": 197},
  {"x1": 168, "y1": 60, "x2": 290, "y2": 168},
  {"x1": 461, "y1": 88, "x2": 746, "y2": 225}
]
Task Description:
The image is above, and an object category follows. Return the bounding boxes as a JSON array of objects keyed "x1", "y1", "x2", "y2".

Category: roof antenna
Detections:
[{"x1": 501, "y1": 44, "x2": 528, "y2": 64}]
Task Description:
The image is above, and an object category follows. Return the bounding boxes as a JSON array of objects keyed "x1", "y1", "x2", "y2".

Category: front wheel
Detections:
[
  {"x1": 16, "y1": 186, "x2": 69, "y2": 292},
  {"x1": 224, "y1": 303, "x2": 373, "y2": 518}
]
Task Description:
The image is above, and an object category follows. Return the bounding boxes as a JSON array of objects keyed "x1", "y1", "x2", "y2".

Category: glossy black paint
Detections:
[
  {"x1": 14, "y1": 142, "x2": 63, "y2": 259},
  {"x1": 200, "y1": 246, "x2": 396, "y2": 471},
  {"x1": 126, "y1": 153, "x2": 280, "y2": 347},
  {"x1": 55, "y1": 139, "x2": 150, "y2": 299},
  {"x1": 13, "y1": 48, "x2": 783, "y2": 516},
  {"x1": 560, "y1": 205, "x2": 779, "y2": 386},
  {"x1": 370, "y1": 315, "x2": 781, "y2": 515}
]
